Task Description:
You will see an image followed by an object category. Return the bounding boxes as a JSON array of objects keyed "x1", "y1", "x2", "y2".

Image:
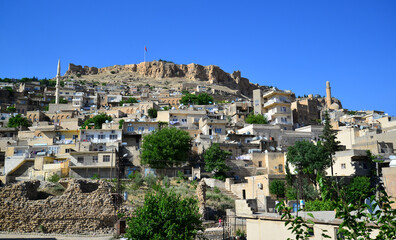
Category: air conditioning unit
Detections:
[{"x1": 258, "y1": 183, "x2": 263, "y2": 189}]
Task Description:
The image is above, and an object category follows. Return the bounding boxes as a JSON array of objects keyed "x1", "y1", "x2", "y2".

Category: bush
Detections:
[
  {"x1": 178, "y1": 170, "x2": 186, "y2": 181},
  {"x1": 270, "y1": 180, "x2": 286, "y2": 199},
  {"x1": 162, "y1": 176, "x2": 170, "y2": 188},
  {"x1": 145, "y1": 174, "x2": 157, "y2": 188},
  {"x1": 128, "y1": 172, "x2": 144, "y2": 190},
  {"x1": 304, "y1": 199, "x2": 335, "y2": 211},
  {"x1": 91, "y1": 173, "x2": 99, "y2": 180},
  {"x1": 48, "y1": 173, "x2": 60, "y2": 183},
  {"x1": 213, "y1": 186, "x2": 221, "y2": 194}
]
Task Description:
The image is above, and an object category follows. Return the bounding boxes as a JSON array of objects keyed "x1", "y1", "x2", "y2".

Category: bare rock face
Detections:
[
  {"x1": 65, "y1": 61, "x2": 260, "y2": 96},
  {"x1": 0, "y1": 179, "x2": 117, "y2": 234}
]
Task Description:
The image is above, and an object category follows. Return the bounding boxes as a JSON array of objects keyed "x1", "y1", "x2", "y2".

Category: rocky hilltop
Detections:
[{"x1": 65, "y1": 61, "x2": 261, "y2": 97}]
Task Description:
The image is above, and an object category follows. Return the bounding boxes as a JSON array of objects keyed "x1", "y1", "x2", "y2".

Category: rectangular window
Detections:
[
  {"x1": 98, "y1": 135, "x2": 105, "y2": 139},
  {"x1": 214, "y1": 128, "x2": 222, "y2": 134},
  {"x1": 103, "y1": 155, "x2": 110, "y2": 162},
  {"x1": 127, "y1": 126, "x2": 134, "y2": 132},
  {"x1": 110, "y1": 134, "x2": 118, "y2": 140},
  {"x1": 77, "y1": 157, "x2": 84, "y2": 163},
  {"x1": 278, "y1": 164, "x2": 283, "y2": 173},
  {"x1": 148, "y1": 127, "x2": 155, "y2": 132},
  {"x1": 258, "y1": 161, "x2": 262, "y2": 167},
  {"x1": 65, "y1": 149, "x2": 70, "y2": 153},
  {"x1": 93, "y1": 156, "x2": 98, "y2": 163},
  {"x1": 181, "y1": 119, "x2": 187, "y2": 123},
  {"x1": 86, "y1": 135, "x2": 94, "y2": 141},
  {"x1": 138, "y1": 127, "x2": 144, "y2": 132},
  {"x1": 280, "y1": 107, "x2": 287, "y2": 112},
  {"x1": 341, "y1": 163, "x2": 346, "y2": 169}
]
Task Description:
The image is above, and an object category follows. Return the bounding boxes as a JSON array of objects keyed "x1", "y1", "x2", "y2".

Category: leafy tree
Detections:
[
  {"x1": 180, "y1": 93, "x2": 213, "y2": 105},
  {"x1": 80, "y1": 113, "x2": 112, "y2": 129},
  {"x1": 50, "y1": 97, "x2": 68, "y2": 104},
  {"x1": 6, "y1": 105, "x2": 16, "y2": 113},
  {"x1": 203, "y1": 143, "x2": 231, "y2": 180},
  {"x1": 180, "y1": 93, "x2": 198, "y2": 105},
  {"x1": 118, "y1": 119, "x2": 124, "y2": 129},
  {"x1": 270, "y1": 180, "x2": 286, "y2": 199},
  {"x1": 125, "y1": 189, "x2": 203, "y2": 240},
  {"x1": 196, "y1": 93, "x2": 213, "y2": 105},
  {"x1": 8, "y1": 114, "x2": 32, "y2": 129},
  {"x1": 286, "y1": 140, "x2": 330, "y2": 187},
  {"x1": 140, "y1": 127, "x2": 192, "y2": 168},
  {"x1": 245, "y1": 114, "x2": 268, "y2": 124},
  {"x1": 319, "y1": 111, "x2": 341, "y2": 176},
  {"x1": 119, "y1": 97, "x2": 138, "y2": 106},
  {"x1": 346, "y1": 176, "x2": 372, "y2": 203},
  {"x1": 148, "y1": 108, "x2": 158, "y2": 118}
]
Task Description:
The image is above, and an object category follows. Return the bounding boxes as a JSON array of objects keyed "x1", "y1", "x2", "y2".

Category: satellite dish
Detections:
[{"x1": 269, "y1": 146, "x2": 276, "y2": 151}]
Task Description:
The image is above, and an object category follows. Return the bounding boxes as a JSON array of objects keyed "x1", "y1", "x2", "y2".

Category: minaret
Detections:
[
  {"x1": 55, "y1": 59, "x2": 61, "y2": 104},
  {"x1": 325, "y1": 81, "x2": 332, "y2": 108}
]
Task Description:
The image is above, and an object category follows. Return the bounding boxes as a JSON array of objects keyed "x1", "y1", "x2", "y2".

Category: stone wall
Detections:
[{"x1": 0, "y1": 179, "x2": 117, "y2": 234}]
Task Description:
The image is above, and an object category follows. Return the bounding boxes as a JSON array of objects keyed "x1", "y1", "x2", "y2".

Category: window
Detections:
[
  {"x1": 341, "y1": 163, "x2": 346, "y2": 169},
  {"x1": 77, "y1": 157, "x2": 84, "y2": 163},
  {"x1": 127, "y1": 126, "x2": 134, "y2": 132},
  {"x1": 280, "y1": 106, "x2": 287, "y2": 112},
  {"x1": 103, "y1": 155, "x2": 110, "y2": 162},
  {"x1": 214, "y1": 128, "x2": 222, "y2": 134},
  {"x1": 258, "y1": 161, "x2": 262, "y2": 167},
  {"x1": 86, "y1": 135, "x2": 94, "y2": 141},
  {"x1": 278, "y1": 164, "x2": 283, "y2": 173},
  {"x1": 93, "y1": 156, "x2": 98, "y2": 163},
  {"x1": 98, "y1": 135, "x2": 105, "y2": 139},
  {"x1": 181, "y1": 119, "x2": 187, "y2": 123},
  {"x1": 148, "y1": 127, "x2": 155, "y2": 132},
  {"x1": 65, "y1": 148, "x2": 70, "y2": 153},
  {"x1": 110, "y1": 134, "x2": 118, "y2": 140},
  {"x1": 138, "y1": 127, "x2": 144, "y2": 132}
]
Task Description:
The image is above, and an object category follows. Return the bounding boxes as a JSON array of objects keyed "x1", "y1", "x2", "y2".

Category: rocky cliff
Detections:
[{"x1": 65, "y1": 61, "x2": 261, "y2": 96}]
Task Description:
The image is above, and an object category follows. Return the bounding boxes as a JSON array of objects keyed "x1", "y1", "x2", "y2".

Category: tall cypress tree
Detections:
[{"x1": 319, "y1": 111, "x2": 341, "y2": 176}]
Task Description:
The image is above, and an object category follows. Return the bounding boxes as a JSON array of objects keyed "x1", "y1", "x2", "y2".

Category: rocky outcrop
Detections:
[
  {"x1": 65, "y1": 61, "x2": 261, "y2": 96},
  {"x1": 0, "y1": 179, "x2": 117, "y2": 234}
]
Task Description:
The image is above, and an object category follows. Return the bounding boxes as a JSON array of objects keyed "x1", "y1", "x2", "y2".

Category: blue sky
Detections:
[{"x1": 1, "y1": 1, "x2": 395, "y2": 115}]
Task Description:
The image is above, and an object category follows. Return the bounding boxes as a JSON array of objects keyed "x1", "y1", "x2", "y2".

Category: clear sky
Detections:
[{"x1": 1, "y1": 1, "x2": 395, "y2": 115}]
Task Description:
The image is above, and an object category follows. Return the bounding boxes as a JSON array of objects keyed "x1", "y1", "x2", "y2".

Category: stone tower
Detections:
[
  {"x1": 55, "y1": 59, "x2": 61, "y2": 104},
  {"x1": 326, "y1": 81, "x2": 332, "y2": 108}
]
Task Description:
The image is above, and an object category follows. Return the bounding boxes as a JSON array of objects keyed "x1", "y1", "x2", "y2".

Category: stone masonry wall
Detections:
[{"x1": 0, "y1": 179, "x2": 117, "y2": 234}]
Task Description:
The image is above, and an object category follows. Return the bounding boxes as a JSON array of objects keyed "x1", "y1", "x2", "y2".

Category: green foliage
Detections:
[
  {"x1": 347, "y1": 110, "x2": 357, "y2": 115},
  {"x1": 319, "y1": 111, "x2": 341, "y2": 176},
  {"x1": 161, "y1": 106, "x2": 170, "y2": 111},
  {"x1": 346, "y1": 176, "x2": 372, "y2": 203},
  {"x1": 102, "y1": 82, "x2": 107, "y2": 86},
  {"x1": 110, "y1": 71, "x2": 116, "y2": 74},
  {"x1": 50, "y1": 97, "x2": 68, "y2": 104},
  {"x1": 119, "y1": 97, "x2": 138, "y2": 106},
  {"x1": 148, "y1": 108, "x2": 158, "y2": 118},
  {"x1": 125, "y1": 189, "x2": 203, "y2": 240},
  {"x1": 6, "y1": 105, "x2": 16, "y2": 113},
  {"x1": 236, "y1": 229, "x2": 247, "y2": 238},
  {"x1": 304, "y1": 199, "x2": 335, "y2": 211},
  {"x1": 128, "y1": 172, "x2": 144, "y2": 190},
  {"x1": 180, "y1": 93, "x2": 213, "y2": 105},
  {"x1": 269, "y1": 180, "x2": 286, "y2": 199},
  {"x1": 48, "y1": 173, "x2": 60, "y2": 183},
  {"x1": 158, "y1": 121, "x2": 168, "y2": 129},
  {"x1": 118, "y1": 119, "x2": 124, "y2": 129},
  {"x1": 91, "y1": 173, "x2": 99, "y2": 180},
  {"x1": 162, "y1": 176, "x2": 170, "y2": 188},
  {"x1": 140, "y1": 127, "x2": 192, "y2": 169},
  {"x1": 204, "y1": 143, "x2": 231, "y2": 181},
  {"x1": 4, "y1": 86, "x2": 13, "y2": 93},
  {"x1": 7, "y1": 114, "x2": 32, "y2": 128},
  {"x1": 245, "y1": 113, "x2": 268, "y2": 124},
  {"x1": 285, "y1": 178, "x2": 319, "y2": 201},
  {"x1": 286, "y1": 140, "x2": 330, "y2": 186},
  {"x1": 80, "y1": 113, "x2": 112, "y2": 129},
  {"x1": 213, "y1": 186, "x2": 221, "y2": 194},
  {"x1": 145, "y1": 174, "x2": 157, "y2": 188},
  {"x1": 177, "y1": 170, "x2": 187, "y2": 181}
]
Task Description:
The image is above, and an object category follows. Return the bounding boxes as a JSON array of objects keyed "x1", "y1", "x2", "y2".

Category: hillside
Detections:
[{"x1": 64, "y1": 61, "x2": 265, "y2": 97}]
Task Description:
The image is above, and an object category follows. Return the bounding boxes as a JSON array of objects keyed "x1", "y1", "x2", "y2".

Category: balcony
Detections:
[{"x1": 263, "y1": 98, "x2": 290, "y2": 108}]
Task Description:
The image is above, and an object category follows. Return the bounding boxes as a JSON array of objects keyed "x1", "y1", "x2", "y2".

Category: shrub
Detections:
[
  {"x1": 304, "y1": 199, "x2": 335, "y2": 211},
  {"x1": 128, "y1": 172, "x2": 144, "y2": 190},
  {"x1": 91, "y1": 173, "x2": 99, "y2": 180},
  {"x1": 213, "y1": 186, "x2": 221, "y2": 194},
  {"x1": 162, "y1": 176, "x2": 170, "y2": 188},
  {"x1": 145, "y1": 174, "x2": 157, "y2": 188},
  {"x1": 48, "y1": 173, "x2": 60, "y2": 183}
]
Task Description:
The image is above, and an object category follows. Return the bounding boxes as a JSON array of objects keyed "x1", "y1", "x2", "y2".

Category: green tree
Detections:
[
  {"x1": 346, "y1": 176, "x2": 372, "y2": 203},
  {"x1": 50, "y1": 97, "x2": 68, "y2": 104},
  {"x1": 203, "y1": 143, "x2": 231, "y2": 180},
  {"x1": 286, "y1": 140, "x2": 330, "y2": 187},
  {"x1": 270, "y1": 180, "x2": 286, "y2": 199},
  {"x1": 80, "y1": 113, "x2": 112, "y2": 129},
  {"x1": 180, "y1": 93, "x2": 213, "y2": 105},
  {"x1": 245, "y1": 114, "x2": 268, "y2": 124},
  {"x1": 319, "y1": 111, "x2": 341, "y2": 176},
  {"x1": 196, "y1": 93, "x2": 213, "y2": 105},
  {"x1": 148, "y1": 108, "x2": 158, "y2": 118},
  {"x1": 125, "y1": 189, "x2": 203, "y2": 240},
  {"x1": 119, "y1": 97, "x2": 138, "y2": 106},
  {"x1": 6, "y1": 105, "x2": 16, "y2": 113},
  {"x1": 118, "y1": 119, "x2": 124, "y2": 129},
  {"x1": 8, "y1": 114, "x2": 32, "y2": 129},
  {"x1": 140, "y1": 127, "x2": 192, "y2": 168}
]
